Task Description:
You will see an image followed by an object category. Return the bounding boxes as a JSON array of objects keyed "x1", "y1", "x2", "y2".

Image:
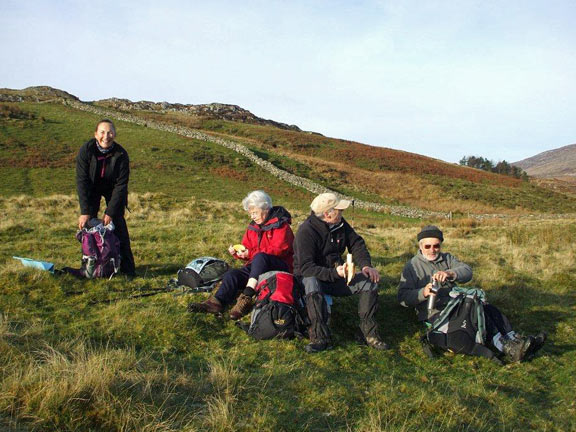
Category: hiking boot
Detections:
[
  {"x1": 525, "y1": 331, "x2": 547, "y2": 360},
  {"x1": 365, "y1": 336, "x2": 391, "y2": 351},
  {"x1": 304, "y1": 341, "x2": 333, "y2": 354},
  {"x1": 501, "y1": 335, "x2": 533, "y2": 362},
  {"x1": 229, "y1": 294, "x2": 254, "y2": 320},
  {"x1": 187, "y1": 297, "x2": 223, "y2": 314},
  {"x1": 356, "y1": 327, "x2": 390, "y2": 351}
]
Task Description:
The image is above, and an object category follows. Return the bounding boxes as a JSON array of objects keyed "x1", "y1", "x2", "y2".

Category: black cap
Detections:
[{"x1": 417, "y1": 225, "x2": 444, "y2": 242}]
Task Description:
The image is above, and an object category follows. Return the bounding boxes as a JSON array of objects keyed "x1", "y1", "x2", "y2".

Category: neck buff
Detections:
[{"x1": 96, "y1": 141, "x2": 115, "y2": 154}]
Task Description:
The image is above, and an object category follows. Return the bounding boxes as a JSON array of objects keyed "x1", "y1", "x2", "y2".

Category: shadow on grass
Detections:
[{"x1": 136, "y1": 262, "x2": 182, "y2": 277}]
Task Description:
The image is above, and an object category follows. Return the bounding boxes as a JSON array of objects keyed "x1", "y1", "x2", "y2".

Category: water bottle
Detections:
[
  {"x1": 85, "y1": 256, "x2": 96, "y2": 279},
  {"x1": 427, "y1": 279, "x2": 439, "y2": 311}
]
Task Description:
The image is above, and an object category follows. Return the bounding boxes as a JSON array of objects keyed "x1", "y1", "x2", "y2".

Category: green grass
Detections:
[
  {"x1": 426, "y1": 174, "x2": 576, "y2": 213},
  {"x1": 1, "y1": 194, "x2": 575, "y2": 431}
]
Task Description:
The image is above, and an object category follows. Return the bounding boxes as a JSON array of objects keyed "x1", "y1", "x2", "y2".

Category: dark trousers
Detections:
[
  {"x1": 427, "y1": 303, "x2": 514, "y2": 340},
  {"x1": 484, "y1": 304, "x2": 513, "y2": 338},
  {"x1": 89, "y1": 193, "x2": 135, "y2": 275},
  {"x1": 214, "y1": 252, "x2": 289, "y2": 305},
  {"x1": 302, "y1": 274, "x2": 380, "y2": 341}
]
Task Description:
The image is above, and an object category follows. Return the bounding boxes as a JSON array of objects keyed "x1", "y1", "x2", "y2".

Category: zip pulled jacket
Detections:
[
  {"x1": 293, "y1": 213, "x2": 371, "y2": 282},
  {"x1": 397, "y1": 251, "x2": 473, "y2": 321},
  {"x1": 237, "y1": 206, "x2": 294, "y2": 271},
  {"x1": 76, "y1": 138, "x2": 130, "y2": 218}
]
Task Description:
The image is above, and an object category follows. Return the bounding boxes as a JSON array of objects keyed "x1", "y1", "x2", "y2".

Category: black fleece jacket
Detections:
[
  {"x1": 76, "y1": 138, "x2": 130, "y2": 218},
  {"x1": 293, "y1": 213, "x2": 372, "y2": 282}
]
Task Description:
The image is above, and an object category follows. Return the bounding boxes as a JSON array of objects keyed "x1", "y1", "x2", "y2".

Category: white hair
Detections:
[{"x1": 242, "y1": 190, "x2": 272, "y2": 211}]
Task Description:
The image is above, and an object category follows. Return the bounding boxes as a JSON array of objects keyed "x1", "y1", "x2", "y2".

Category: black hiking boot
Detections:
[
  {"x1": 501, "y1": 335, "x2": 533, "y2": 362},
  {"x1": 524, "y1": 331, "x2": 547, "y2": 360},
  {"x1": 304, "y1": 340, "x2": 333, "y2": 354},
  {"x1": 365, "y1": 336, "x2": 390, "y2": 351},
  {"x1": 356, "y1": 328, "x2": 390, "y2": 351}
]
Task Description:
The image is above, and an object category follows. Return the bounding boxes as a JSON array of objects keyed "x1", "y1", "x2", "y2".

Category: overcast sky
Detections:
[{"x1": 1, "y1": 0, "x2": 575, "y2": 163}]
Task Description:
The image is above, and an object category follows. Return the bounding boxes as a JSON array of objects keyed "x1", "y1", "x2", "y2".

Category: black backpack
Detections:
[
  {"x1": 177, "y1": 257, "x2": 229, "y2": 292},
  {"x1": 245, "y1": 271, "x2": 306, "y2": 340},
  {"x1": 422, "y1": 287, "x2": 498, "y2": 361}
]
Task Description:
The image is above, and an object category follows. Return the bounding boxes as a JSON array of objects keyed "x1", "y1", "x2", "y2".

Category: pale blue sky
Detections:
[{"x1": 1, "y1": 0, "x2": 575, "y2": 163}]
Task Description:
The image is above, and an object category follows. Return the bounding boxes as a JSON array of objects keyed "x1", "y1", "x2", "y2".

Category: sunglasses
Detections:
[{"x1": 423, "y1": 243, "x2": 441, "y2": 250}]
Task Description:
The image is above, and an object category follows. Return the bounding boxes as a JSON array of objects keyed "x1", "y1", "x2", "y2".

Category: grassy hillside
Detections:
[
  {"x1": 2, "y1": 100, "x2": 576, "y2": 214},
  {"x1": 125, "y1": 109, "x2": 576, "y2": 214},
  {"x1": 0, "y1": 103, "x2": 312, "y2": 208}
]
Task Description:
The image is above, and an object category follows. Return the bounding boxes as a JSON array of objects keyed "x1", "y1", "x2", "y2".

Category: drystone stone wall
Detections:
[{"x1": 63, "y1": 99, "x2": 463, "y2": 220}]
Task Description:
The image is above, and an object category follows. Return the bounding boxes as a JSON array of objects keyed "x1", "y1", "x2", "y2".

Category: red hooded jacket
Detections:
[{"x1": 235, "y1": 206, "x2": 294, "y2": 271}]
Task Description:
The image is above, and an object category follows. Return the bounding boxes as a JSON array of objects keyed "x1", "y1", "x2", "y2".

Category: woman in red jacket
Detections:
[{"x1": 188, "y1": 190, "x2": 294, "y2": 319}]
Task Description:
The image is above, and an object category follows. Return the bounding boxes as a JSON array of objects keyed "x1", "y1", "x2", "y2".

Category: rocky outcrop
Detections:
[
  {"x1": 0, "y1": 86, "x2": 79, "y2": 103},
  {"x1": 93, "y1": 98, "x2": 301, "y2": 131}
]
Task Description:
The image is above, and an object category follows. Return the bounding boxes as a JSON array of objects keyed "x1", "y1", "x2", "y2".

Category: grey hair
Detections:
[
  {"x1": 315, "y1": 208, "x2": 334, "y2": 219},
  {"x1": 242, "y1": 190, "x2": 272, "y2": 211}
]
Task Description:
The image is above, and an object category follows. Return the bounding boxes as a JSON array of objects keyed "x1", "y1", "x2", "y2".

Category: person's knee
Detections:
[
  {"x1": 302, "y1": 277, "x2": 322, "y2": 295},
  {"x1": 352, "y1": 274, "x2": 378, "y2": 293},
  {"x1": 222, "y1": 269, "x2": 238, "y2": 284},
  {"x1": 251, "y1": 252, "x2": 267, "y2": 261}
]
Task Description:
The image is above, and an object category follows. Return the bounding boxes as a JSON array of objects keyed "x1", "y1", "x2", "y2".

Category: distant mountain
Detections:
[{"x1": 514, "y1": 144, "x2": 576, "y2": 178}]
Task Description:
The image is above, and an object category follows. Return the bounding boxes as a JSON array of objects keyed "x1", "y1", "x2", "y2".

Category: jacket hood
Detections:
[{"x1": 248, "y1": 206, "x2": 291, "y2": 232}]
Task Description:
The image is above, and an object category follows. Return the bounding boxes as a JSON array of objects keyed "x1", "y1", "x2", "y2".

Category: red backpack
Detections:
[{"x1": 245, "y1": 271, "x2": 306, "y2": 340}]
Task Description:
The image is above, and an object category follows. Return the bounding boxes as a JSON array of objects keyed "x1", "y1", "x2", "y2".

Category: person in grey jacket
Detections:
[
  {"x1": 398, "y1": 225, "x2": 545, "y2": 362},
  {"x1": 294, "y1": 192, "x2": 389, "y2": 353}
]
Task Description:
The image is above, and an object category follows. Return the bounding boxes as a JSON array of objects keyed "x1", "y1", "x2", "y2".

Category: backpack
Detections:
[
  {"x1": 177, "y1": 257, "x2": 229, "y2": 291},
  {"x1": 245, "y1": 271, "x2": 306, "y2": 340},
  {"x1": 422, "y1": 287, "x2": 498, "y2": 361},
  {"x1": 64, "y1": 224, "x2": 121, "y2": 279}
]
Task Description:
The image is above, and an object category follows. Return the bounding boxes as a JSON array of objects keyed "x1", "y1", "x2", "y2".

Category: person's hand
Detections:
[
  {"x1": 78, "y1": 214, "x2": 90, "y2": 230},
  {"x1": 336, "y1": 263, "x2": 347, "y2": 278},
  {"x1": 423, "y1": 282, "x2": 433, "y2": 298},
  {"x1": 362, "y1": 266, "x2": 380, "y2": 283},
  {"x1": 432, "y1": 270, "x2": 456, "y2": 283},
  {"x1": 228, "y1": 245, "x2": 236, "y2": 256},
  {"x1": 103, "y1": 214, "x2": 113, "y2": 226},
  {"x1": 236, "y1": 248, "x2": 250, "y2": 259}
]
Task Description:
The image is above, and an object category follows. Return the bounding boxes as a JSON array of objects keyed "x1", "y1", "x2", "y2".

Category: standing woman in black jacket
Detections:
[{"x1": 76, "y1": 119, "x2": 135, "y2": 276}]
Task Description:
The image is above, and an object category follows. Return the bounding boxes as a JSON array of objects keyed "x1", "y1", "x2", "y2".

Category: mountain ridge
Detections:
[
  {"x1": 514, "y1": 143, "x2": 576, "y2": 178},
  {"x1": 0, "y1": 86, "x2": 302, "y2": 132}
]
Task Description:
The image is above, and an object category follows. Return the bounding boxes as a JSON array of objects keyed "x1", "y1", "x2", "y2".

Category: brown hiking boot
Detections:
[
  {"x1": 229, "y1": 294, "x2": 254, "y2": 320},
  {"x1": 187, "y1": 297, "x2": 223, "y2": 314}
]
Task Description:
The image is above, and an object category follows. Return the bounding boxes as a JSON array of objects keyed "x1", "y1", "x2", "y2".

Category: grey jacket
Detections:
[{"x1": 398, "y1": 251, "x2": 472, "y2": 321}]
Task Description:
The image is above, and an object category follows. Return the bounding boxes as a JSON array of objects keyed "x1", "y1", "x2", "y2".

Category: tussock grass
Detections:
[{"x1": 0, "y1": 329, "x2": 200, "y2": 431}]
